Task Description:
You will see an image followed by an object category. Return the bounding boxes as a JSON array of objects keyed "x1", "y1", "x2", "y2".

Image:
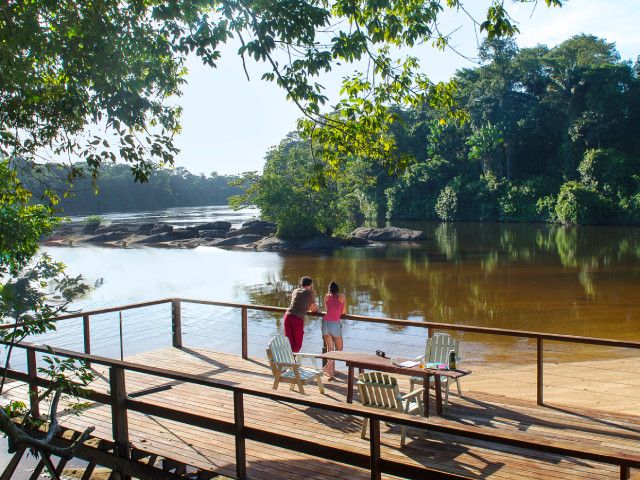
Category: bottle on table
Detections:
[{"x1": 448, "y1": 350, "x2": 456, "y2": 370}]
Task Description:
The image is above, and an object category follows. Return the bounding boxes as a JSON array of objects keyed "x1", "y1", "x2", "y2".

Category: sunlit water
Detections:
[{"x1": 6, "y1": 207, "x2": 639, "y2": 373}]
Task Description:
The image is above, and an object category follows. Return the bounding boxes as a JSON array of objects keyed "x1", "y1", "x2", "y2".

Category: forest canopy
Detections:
[{"x1": 235, "y1": 35, "x2": 640, "y2": 239}]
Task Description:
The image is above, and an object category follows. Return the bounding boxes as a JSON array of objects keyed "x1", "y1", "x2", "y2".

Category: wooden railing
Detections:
[
  {"x1": 3, "y1": 340, "x2": 640, "y2": 480},
  {"x1": 8, "y1": 296, "x2": 640, "y2": 408}
]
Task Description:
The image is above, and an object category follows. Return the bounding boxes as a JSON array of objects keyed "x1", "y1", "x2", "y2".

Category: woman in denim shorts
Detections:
[{"x1": 322, "y1": 281, "x2": 346, "y2": 378}]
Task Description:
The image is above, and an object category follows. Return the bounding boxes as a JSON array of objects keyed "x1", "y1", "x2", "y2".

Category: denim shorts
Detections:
[{"x1": 322, "y1": 320, "x2": 342, "y2": 337}]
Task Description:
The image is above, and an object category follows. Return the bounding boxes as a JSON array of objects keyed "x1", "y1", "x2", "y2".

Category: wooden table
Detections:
[{"x1": 319, "y1": 351, "x2": 470, "y2": 417}]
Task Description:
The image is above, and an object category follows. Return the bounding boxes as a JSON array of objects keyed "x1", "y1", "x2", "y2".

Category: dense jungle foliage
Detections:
[
  {"x1": 234, "y1": 35, "x2": 640, "y2": 239},
  {"x1": 19, "y1": 163, "x2": 242, "y2": 215}
]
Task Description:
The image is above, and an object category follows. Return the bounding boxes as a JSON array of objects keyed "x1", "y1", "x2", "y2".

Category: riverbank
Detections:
[{"x1": 43, "y1": 219, "x2": 425, "y2": 251}]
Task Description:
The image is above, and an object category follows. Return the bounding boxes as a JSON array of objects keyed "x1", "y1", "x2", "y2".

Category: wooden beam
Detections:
[
  {"x1": 109, "y1": 366, "x2": 130, "y2": 480},
  {"x1": 83, "y1": 314, "x2": 91, "y2": 368},
  {"x1": 80, "y1": 462, "x2": 97, "y2": 480},
  {"x1": 171, "y1": 299, "x2": 182, "y2": 349},
  {"x1": 241, "y1": 307, "x2": 248, "y2": 360},
  {"x1": 0, "y1": 448, "x2": 25, "y2": 480},
  {"x1": 233, "y1": 391, "x2": 247, "y2": 480},
  {"x1": 177, "y1": 297, "x2": 640, "y2": 349},
  {"x1": 26, "y1": 348, "x2": 40, "y2": 419},
  {"x1": 369, "y1": 418, "x2": 381, "y2": 480},
  {"x1": 620, "y1": 466, "x2": 630, "y2": 480},
  {"x1": 537, "y1": 338, "x2": 544, "y2": 406}
]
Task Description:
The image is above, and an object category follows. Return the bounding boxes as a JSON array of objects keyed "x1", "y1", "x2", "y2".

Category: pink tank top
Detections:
[{"x1": 323, "y1": 294, "x2": 343, "y2": 321}]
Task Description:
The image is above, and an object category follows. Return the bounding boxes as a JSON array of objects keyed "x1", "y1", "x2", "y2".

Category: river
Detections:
[{"x1": 11, "y1": 205, "x2": 638, "y2": 367}]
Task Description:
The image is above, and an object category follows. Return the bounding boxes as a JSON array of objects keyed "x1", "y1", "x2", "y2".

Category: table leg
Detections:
[
  {"x1": 422, "y1": 375, "x2": 430, "y2": 418},
  {"x1": 435, "y1": 375, "x2": 443, "y2": 415},
  {"x1": 347, "y1": 365, "x2": 354, "y2": 403}
]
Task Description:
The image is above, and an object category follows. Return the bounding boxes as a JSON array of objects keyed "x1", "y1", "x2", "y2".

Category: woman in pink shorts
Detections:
[{"x1": 322, "y1": 281, "x2": 346, "y2": 378}]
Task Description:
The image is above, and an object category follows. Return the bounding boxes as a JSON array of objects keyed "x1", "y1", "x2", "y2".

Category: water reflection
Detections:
[
  {"x1": 23, "y1": 222, "x2": 640, "y2": 365},
  {"x1": 245, "y1": 223, "x2": 640, "y2": 341}
]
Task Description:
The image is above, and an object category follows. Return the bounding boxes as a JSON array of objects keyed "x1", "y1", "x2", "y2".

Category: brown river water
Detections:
[{"x1": 17, "y1": 210, "x2": 636, "y2": 368}]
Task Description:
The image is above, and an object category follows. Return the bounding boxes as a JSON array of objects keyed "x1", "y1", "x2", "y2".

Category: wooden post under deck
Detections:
[
  {"x1": 369, "y1": 417, "x2": 381, "y2": 480},
  {"x1": 109, "y1": 366, "x2": 131, "y2": 480},
  {"x1": 234, "y1": 391, "x2": 247, "y2": 480},
  {"x1": 620, "y1": 466, "x2": 630, "y2": 480},
  {"x1": 537, "y1": 338, "x2": 544, "y2": 406}
]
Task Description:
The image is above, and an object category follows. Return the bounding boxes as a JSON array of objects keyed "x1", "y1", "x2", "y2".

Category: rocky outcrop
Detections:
[
  {"x1": 86, "y1": 231, "x2": 132, "y2": 242},
  {"x1": 44, "y1": 218, "x2": 425, "y2": 251},
  {"x1": 199, "y1": 229, "x2": 228, "y2": 240},
  {"x1": 149, "y1": 223, "x2": 174, "y2": 235},
  {"x1": 250, "y1": 236, "x2": 296, "y2": 251},
  {"x1": 227, "y1": 220, "x2": 276, "y2": 237},
  {"x1": 197, "y1": 221, "x2": 232, "y2": 232},
  {"x1": 135, "y1": 228, "x2": 198, "y2": 243},
  {"x1": 82, "y1": 222, "x2": 100, "y2": 234},
  {"x1": 95, "y1": 223, "x2": 133, "y2": 234},
  {"x1": 350, "y1": 226, "x2": 424, "y2": 241},
  {"x1": 211, "y1": 234, "x2": 263, "y2": 246}
]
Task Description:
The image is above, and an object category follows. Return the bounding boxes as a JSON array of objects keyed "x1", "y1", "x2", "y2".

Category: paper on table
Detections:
[{"x1": 394, "y1": 360, "x2": 419, "y2": 368}]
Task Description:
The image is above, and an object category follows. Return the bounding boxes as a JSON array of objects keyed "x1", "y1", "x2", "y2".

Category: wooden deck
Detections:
[{"x1": 4, "y1": 346, "x2": 640, "y2": 480}]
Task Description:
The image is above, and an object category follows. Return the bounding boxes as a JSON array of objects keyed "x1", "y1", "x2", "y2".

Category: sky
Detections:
[{"x1": 172, "y1": 0, "x2": 640, "y2": 176}]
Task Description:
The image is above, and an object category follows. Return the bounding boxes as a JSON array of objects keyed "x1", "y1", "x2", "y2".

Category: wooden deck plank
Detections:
[{"x1": 5, "y1": 347, "x2": 639, "y2": 480}]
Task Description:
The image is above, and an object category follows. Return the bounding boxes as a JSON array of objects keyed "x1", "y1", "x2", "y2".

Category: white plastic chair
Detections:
[
  {"x1": 410, "y1": 333, "x2": 462, "y2": 407},
  {"x1": 266, "y1": 335, "x2": 324, "y2": 395},
  {"x1": 358, "y1": 371, "x2": 425, "y2": 447}
]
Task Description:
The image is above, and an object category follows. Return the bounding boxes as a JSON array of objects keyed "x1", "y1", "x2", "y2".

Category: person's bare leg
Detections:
[
  {"x1": 323, "y1": 334, "x2": 335, "y2": 377},
  {"x1": 332, "y1": 336, "x2": 343, "y2": 378},
  {"x1": 334, "y1": 336, "x2": 343, "y2": 352}
]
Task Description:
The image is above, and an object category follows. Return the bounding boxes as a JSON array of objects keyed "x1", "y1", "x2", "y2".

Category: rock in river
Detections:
[
  {"x1": 197, "y1": 221, "x2": 232, "y2": 232},
  {"x1": 211, "y1": 234, "x2": 263, "y2": 246},
  {"x1": 350, "y1": 226, "x2": 424, "y2": 241},
  {"x1": 226, "y1": 220, "x2": 276, "y2": 237}
]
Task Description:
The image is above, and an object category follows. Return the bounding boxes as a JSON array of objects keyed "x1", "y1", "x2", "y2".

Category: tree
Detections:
[
  {"x1": 230, "y1": 135, "x2": 355, "y2": 239},
  {"x1": 1, "y1": 0, "x2": 563, "y2": 186},
  {"x1": 0, "y1": 161, "x2": 94, "y2": 478}
]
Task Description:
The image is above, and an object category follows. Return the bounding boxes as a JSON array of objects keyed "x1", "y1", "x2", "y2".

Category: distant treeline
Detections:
[
  {"x1": 21, "y1": 163, "x2": 243, "y2": 215},
  {"x1": 234, "y1": 35, "x2": 640, "y2": 239}
]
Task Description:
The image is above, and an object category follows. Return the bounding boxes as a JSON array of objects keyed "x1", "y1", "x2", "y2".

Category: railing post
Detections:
[
  {"x1": 620, "y1": 465, "x2": 630, "y2": 480},
  {"x1": 109, "y1": 367, "x2": 130, "y2": 480},
  {"x1": 369, "y1": 417, "x2": 381, "y2": 480},
  {"x1": 241, "y1": 307, "x2": 248, "y2": 360},
  {"x1": 172, "y1": 299, "x2": 182, "y2": 349},
  {"x1": 537, "y1": 338, "x2": 544, "y2": 406},
  {"x1": 82, "y1": 314, "x2": 91, "y2": 369},
  {"x1": 234, "y1": 391, "x2": 247, "y2": 480},
  {"x1": 26, "y1": 349, "x2": 40, "y2": 419},
  {"x1": 428, "y1": 327, "x2": 434, "y2": 338}
]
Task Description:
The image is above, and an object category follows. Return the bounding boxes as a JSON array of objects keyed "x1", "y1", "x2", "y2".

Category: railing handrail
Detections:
[
  {"x1": 5, "y1": 296, "x2": 639, "y2": 350},
  {"x1": 177, "y1": 298, "x2": 640, "y2": 349},
  {"x1": 5, "y1": 339, "x2": 640, "y2": 471}
]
